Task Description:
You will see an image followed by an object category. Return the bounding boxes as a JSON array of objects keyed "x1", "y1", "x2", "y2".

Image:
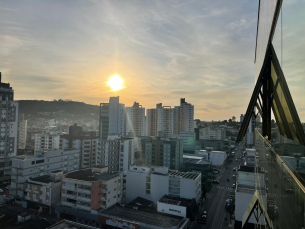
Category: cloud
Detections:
[{"x1": 227, "y1": 18, "x2": 247, "y2": 29}]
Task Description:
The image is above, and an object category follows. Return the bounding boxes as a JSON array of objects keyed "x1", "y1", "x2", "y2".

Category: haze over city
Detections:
[{"x1": 0, "y1": 0, "x2": 260, "y2": 121}]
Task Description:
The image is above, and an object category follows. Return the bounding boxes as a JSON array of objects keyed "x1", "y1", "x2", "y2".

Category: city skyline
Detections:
[{"x1": 1, "y1": 0, "x2": 259, "y2": 121}]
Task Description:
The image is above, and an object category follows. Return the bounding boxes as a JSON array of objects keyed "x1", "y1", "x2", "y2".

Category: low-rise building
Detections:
[
  {"x1": 235, "y1": 169, "x2": 267, "y2": 228},
  {"x1": 24, "y1": 170, "x2": 63, "y2": 213},
  {"x1": 99, "y1": 205, "x2": 189, "y2": 229},
  {"x1": 11, "y1": 149, "x2": 80, "y2": 199},
  {"x1": 196, "y1": 149, "x2": 227, "y2": 166},
  {"x1": 126, "y1": 165, "x2": 201, "y2": 204},
  {"x1": 183, "y1": 155, "x2": 210, "y2": 173},
  {"x1": 157, "y1": 195, "x2": 197, "y2": 220},
  {"x1": 61, "y1": 167, "x2": 123, "y2": 212}
]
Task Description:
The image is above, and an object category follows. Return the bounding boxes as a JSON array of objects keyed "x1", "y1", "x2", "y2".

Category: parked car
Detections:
[
  {"x1": 232, "y1": 184, "x2": 236, "y2": 188},
  {"x1": 212, "y1": 180, "x2": 219, "y2": 184}
]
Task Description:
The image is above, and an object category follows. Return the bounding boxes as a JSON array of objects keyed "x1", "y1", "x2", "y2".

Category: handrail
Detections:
[{"x1": 256, "y1": 129, "x2": 305, "y2": 194}]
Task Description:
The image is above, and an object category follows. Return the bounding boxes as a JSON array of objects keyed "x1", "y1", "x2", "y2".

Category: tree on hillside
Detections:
[{"x1": 232, "y1": 116, "x2": 236, "y2": 122}]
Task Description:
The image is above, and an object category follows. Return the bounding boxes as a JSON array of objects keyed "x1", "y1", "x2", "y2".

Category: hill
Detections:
[{"x1": 17, "y1": 100, "x2": 100, "y2": 119}]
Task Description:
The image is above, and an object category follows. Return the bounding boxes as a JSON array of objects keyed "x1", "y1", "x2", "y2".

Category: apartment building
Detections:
[
  {"x1": 177, "y1": 98, "x2": 194, "y2": 133},
  {"x1": 35, "y1": 133, "x2": 60, "y2": 151},
  {"x1": 144, "y1": 137, "x2": 183, "y2": 170},
  {"x1": 0, "y1": 72, "x2": 19, "y2": 182},
  {"x1": 99, "y1": 97, "x2": 125, "y2": 139},
  {"x1": 60, "y1": 124, "x2": 99, "y2": 169},
  {"x1": 17, "y1": 113, "x2": 27, "y2": 150},
  {"x1": 199, "y1": 127, "x2": 226, "y2": 140},
  {"x1": 61, "y1": 167, "x2": 123, "y2": 212},
  {"x1": 146, "y1": 109, "x2": 157, "y2": 136},
  {"x1": 126, "y1": 165, "x2": 201, "y2": 204},
  {"x1": 11, "y1": 149, "x2": 79, "y2": 199},
  {"x1": 24, "y1": 170, "x2": 63, "y2": 212},
  {"x1": 125, "y1": 102, "x2": 145, "y2": 137},
  {"x1": 97, "y1": 135, "x2": 134, "y2": 173}
]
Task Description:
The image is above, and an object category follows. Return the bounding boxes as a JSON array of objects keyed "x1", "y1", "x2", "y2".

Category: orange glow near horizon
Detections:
[{"x1": 107, "y1": 74, "x2": 124, "y2": 91}]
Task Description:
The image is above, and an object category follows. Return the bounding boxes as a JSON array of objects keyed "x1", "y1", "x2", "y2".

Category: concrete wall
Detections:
[{"x1": 157, "y1": 201, "x2": 187, "y2": 218}]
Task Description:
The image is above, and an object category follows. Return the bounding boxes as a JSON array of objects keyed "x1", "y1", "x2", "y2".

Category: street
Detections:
[{"x1": 192, "y1": 154, "x2": 240, "y2": 229}]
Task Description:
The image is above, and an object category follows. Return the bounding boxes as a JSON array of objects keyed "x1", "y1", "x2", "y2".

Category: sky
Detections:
[{"x1": 2, "y1": 0, "x2": 302, "y2": 121}]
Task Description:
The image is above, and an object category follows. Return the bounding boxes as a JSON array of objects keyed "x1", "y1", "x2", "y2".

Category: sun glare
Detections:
[{"x1": 107, "y1": 75, "x2": 124, "y2": 91}]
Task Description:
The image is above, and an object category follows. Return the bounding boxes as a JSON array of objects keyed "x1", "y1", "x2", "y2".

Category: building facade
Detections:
[
  {"x1": 17, "y1": 113, "x2": 27, "y2": 150},
  {"x1": 61, "y1": 167, "x2": 123, "y2": 212},
  {"x1": 0, "y1": 73, "x2": 19, "y2": 182},
  {"x1": 35, "y1": 133, "x2": 60, "y2": 151},
  {"x1": 125, "y1": 102, "x2": 145, "y2": 137},
  {"x1": 11, "y1": 149, "x2": 80, "y2": 199},
  {"x1": 126, "y1": 165, "x2": 201, "y2": 204}
]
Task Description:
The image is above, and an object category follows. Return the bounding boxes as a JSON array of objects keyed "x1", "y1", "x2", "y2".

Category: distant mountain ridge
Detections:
[{"x1": 17, "y1": 100, "x2": 99, "y2": 118}]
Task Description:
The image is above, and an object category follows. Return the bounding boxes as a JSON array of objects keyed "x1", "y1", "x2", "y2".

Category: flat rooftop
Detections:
[
  {"x1": 65, "y1": 169, "x2": 119, "y2": 181},
  {"x1": 159, "y1": 195, "x2": 193, "y2": 207},
  {"x1": 169, "y1": 171, "x2": 200, "y2": 180},
  {"x1": 47, "y1": 220, "x2": 98, "y2": 229},
  {"x1": 101, "y1": 205, "x2": 185, "y2": 227},
  {"x1": 28, "y1": 175, "x2": 55, "y2": 184}
]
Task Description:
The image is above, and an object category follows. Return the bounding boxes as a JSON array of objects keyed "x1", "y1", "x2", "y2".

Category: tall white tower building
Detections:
[{"x1": 125, "y1": 102, "x2": 145, "y2": 137}]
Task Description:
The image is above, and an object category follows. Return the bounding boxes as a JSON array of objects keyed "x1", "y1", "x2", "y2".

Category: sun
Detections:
[{"x1": 107, "y1": 75, "x2": 124, "y2": 91}]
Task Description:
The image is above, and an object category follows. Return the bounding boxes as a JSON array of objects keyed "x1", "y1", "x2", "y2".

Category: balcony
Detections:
[
  {"x1": 62, "y1": 193, "x2": 76, "y2": 199},
  {"x1": 61, "y1": 201, "x2": 76, "y2": 207},
  {"x1": 77, "y1": 196, "x2": 91, "y2": 202},
  {"x1": 77, "y1": 188, "x2": 91, "y2": 195},
  {"x1": 62, "y1": 185, "x2": 76, "y2": 191},
  {"x1": 76, "y1": 204, "x2": 91, "y2": 211}
]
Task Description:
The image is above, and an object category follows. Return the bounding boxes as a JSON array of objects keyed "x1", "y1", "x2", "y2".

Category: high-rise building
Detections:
[
  {"x1": 98, "y1": 135, "x2": 135, "y2": 173},
  {"x1": 99, "y1": 97, "x2": 125, "y2": 139},
  {"x1": 240, "y1": 114, "x2": 244, "y2": 123},
  {"x1": 60, "y1": 124, "x2": 99, "y2": 169},
  {"x1": 179, "y1": 98, "x2": 194, "y2": 133},
  {"x1": 125, "y1": 102, "x2": 145, "y2": 137},
  {"x1": 0, "y1": 72, "x2": 19, "y2": 182},
  {"x1": 156, "y1": 103, "x2": 173, "y2": 137},
  {"x1": 17, "y1": 113, "x2": 27, "y2": 150},
  {"x1": 146, "y1": 109, "x2": 157, "y2": 136}
]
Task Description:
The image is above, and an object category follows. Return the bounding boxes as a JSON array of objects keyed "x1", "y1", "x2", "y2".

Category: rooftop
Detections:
[
  {"x1": 28, "y1": 175, "x2": 56, "y2": 184},
  {"x1": 47, "y1": 220, "x2": 98, "y2": 229},
  {"x1": 159, "y1": 195, "x2": 194, "y2": 207},
  {"x1": 65, "y1": 169, "x2": 120, "y2": 181},
  {"x1": 101, "y1": 205, "x2": 185, "y2": 227},
  {"x1": 169, "y1": 171, "x2": 200, "y2": 180}
]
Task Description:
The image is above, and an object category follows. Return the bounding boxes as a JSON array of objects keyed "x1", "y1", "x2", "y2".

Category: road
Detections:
[{"x1": 192, "y1": 154, "x2": 241, "y2": 229}]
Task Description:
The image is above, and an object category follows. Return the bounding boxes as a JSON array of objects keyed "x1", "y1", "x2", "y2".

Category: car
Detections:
[
  {"x1": 202, "y1": 210, "x2": 207, "y2": 217},
  {"x1": 0, "y1": 189, "x2": 3, "y2": 193},
  {"x1": 286, "y1": 189, "x2": 293, "y2": 193},
  {"x1": 232, "y1": 175, "x2": 236, "y2": 179},
  {"x1": 212, "y1": 180, "x2": 219, "y2": 184},
  {"x1": 232, "y1": 168, "x2": 236, "y2": 171},
  {"x1": 232, "y1": 184, "x2": 236, "y2": 188}
]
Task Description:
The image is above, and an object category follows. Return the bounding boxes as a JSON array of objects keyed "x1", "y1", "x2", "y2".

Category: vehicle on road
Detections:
[
  {"x1": 232, "y1": 184, "x2": 236, "y2": 188},
  {"x1": 232, "y1": 168, "x2": 236, "y2": 171},
  {"x1": 232, "y1": 175, "x2": 236, "y2": 179},
  {"x1": 286, "y1": 189, "x2": 293, "y2": 193},
  {"x1": 212, "y1": 180, "x2": 219, "y2": 184},
  {"x1": 197, "y1": 211, "x2": 207, "y2": 224}
]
